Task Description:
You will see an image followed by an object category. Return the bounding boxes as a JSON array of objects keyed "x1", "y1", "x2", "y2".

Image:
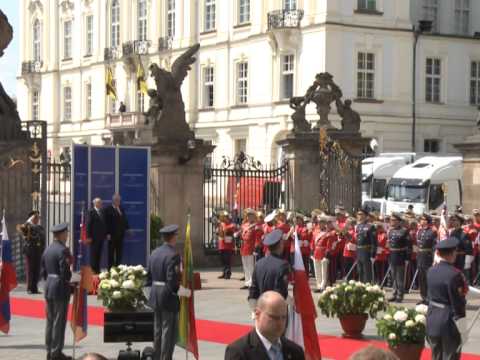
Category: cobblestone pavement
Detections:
[{"x1": 1, "y1": 269, "x2": 480, "y2": 359}]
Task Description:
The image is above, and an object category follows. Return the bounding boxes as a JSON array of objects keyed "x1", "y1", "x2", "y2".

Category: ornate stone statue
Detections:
[
  {"x1": 148, "y1": 43, "x2": 200, "y2": 141},
  {"x1": 307, "y1": 72, "x2": 343, "y2": 129},
  {"x1": 336, "y1": 98, "x2": 361, "y2": 134},
  {"x1": 144, "y1": 89, "x2": 162, "y2": 125},
  {"x1": 0, "y1": 10, "x2": 25, "y2": 141},
  {"x1": 289, "y1": 96, "x2": 311, "y2": 133}
]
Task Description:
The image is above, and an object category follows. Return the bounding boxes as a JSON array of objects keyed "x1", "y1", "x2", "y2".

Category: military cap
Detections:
[
  {"x1": 334, "y1": 205, "x2": 346, "y2": 214},
  {"x1": 257, "y1": 211, "x2": 264, "y2": 218},
  {"x1": 28, "y1": 210, "x2": 39, "y2": 218},
  {"x1": 473, "y1": 209, "x2": 480, "y2": 216},
  {"x1": 449, "y1": 213, "x2": 465, "y2": 224},
  {"x1": 159, "y1": 224, "x2": 179, "y2": 235},
  {"x1": 419, "y1": 213, "x2": 432, "y2": 223},
  {"x1": 436, "y1": 237, "x2": 459, "y2": 250},
  {"x1": 263, "y1": 229, "x2": 283, "y2": 246},
  {"x1": 245, "y1": 208, "x2": 256, "y2": 216},
  {"x1": 51, "y1": 222, "x2": 69, "y2": 234},
  {"x1": 391, "y1": 212, "x2": 403, "y2": 221},
  {"x1": 357, "y1": 207, "x2": 370, "y2": 215},
  {"x1": 264, "y1": 212, "x2": 276, "y2": 223},
  {"x1": 218, "y1": 210, "x2": 230, "y2": 217}
]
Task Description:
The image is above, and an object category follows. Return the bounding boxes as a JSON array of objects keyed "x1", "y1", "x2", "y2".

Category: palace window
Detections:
[
  {"x1": 111, "y1": 0, "x2": 120, "y2": 47},
  {"x1": 33, "y1": 19, "x2": 41, "y2": 61},
  {"x1": 138, "y1": 0, "x2": 147, "y2": 41},
  {"x1": 424, "y1": 139, "x2": 440, "y2": 153},
  {"x1": 203, "y1": 66, "x2": 214, "y2": 108},
  {"x1": 63, "y1": 86, "x2": 72, "y2": 122},
  {"x1": 426, "y1": 58, "x2": 441, "y2": 103},
  {"x1": 63, "y1": 20, "x2": 72, "y2": 59},
  {"x1": 236, "y1": 61, "x2": 248, "y2": 105},
  {"x1": 358, "y1": 0, "x2": 376, "y2": 11},
  {"x1": 86, "y1": 83, "x2": 92, "y2": 119},
  {"x1": 470, "y1": 61, "x2": 480, "y2": 105},
  {"x1": 204, "y1": 0, "x2": 216, "y2": 32},
  {"x1": 234, "y1": 138, "x2": 247, "y2": 154},
  {"x1": 283, "y1": 0, "x2": 297, "y2": 11},
  {"x1": 422, "y1": 0, "x2": 439, "y2": 32},
  {"x1": 32, "y1": 90, "x2": 39, "y2": 120},
  {"x1": 238, "y1": 0, "x2": 250, "y2": 24},
  {"x1": 167, "y1": 0, "x2": 175, "y2": 38},
  {"x1": 85, "y1": 15, "x2": 93, "y2": 56},
  {"x1": 455, "y1": 0, "x2": 470, "y2": 35},
  {"x1": 281, "y1": 54, "x2": 294, "y2": 100},
  {"x1": 357, "y1": 52, "x2": 375, "y2": 99}
]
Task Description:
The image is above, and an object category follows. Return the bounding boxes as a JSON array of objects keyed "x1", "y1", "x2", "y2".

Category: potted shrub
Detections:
[
  {"x1": 376, "y1": 304, "x2": 427, "y2": 360},
  {"x1": 318, "y1": 281, "x2": 388, "y2": 338}
]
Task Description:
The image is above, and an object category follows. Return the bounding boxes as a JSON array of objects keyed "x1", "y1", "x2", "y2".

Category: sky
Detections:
[{"x1": 0, "y1": 1, "x2": 19, "y2": 98}]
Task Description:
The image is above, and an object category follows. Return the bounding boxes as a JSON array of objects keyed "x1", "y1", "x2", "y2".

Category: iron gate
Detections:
[{"x1": 203, "y1": 152, "x2": 292, "y2": 252}]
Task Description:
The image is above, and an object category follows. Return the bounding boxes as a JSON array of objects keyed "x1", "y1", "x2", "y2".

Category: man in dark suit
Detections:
[
  {"x1": 105, "y1": 193, "x2": 129, "y2": 268},
  {"x1": 41, "y1": 223, "x2": 73, "y2": 360},
  {"x1": 427, "y1": 237, "x2": 468, "y2": 360},
  {"x1": 86, "y1": 198, "x2": 107, "y2": 273},
  {"x1": 146, "y1": 224, "x2": 191, "y2": 360},
  {"x1": 225, "y1": 291, "x2": 304, "y2": 360}
]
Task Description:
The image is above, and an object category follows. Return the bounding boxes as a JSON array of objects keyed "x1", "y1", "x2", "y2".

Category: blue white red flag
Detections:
[
  {"x1": 71, "y1": 210, "x2": 93, "y2": 341},
  {"x1": 0, "y1": 211, "x2": 18, "y2": 334}
]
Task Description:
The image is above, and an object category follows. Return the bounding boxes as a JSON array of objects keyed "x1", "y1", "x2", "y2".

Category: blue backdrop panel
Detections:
[
  {"x1": 118, "y1": 147, "x2": 149, "y2": 266},
  {"x1": 90, "y1": 147, "x2": 116, "y2": 270},
  {"x1": 72, "y1": 145, "x2": 89, "y2": 267}
]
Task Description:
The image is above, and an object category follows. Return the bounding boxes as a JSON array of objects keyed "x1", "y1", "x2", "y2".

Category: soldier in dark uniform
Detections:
[
  {"x1": 355, "y1": 208, "x2": 376, "y2": 284},
  {"x1": 387, "y1": 213, "x2": 412, "y2": 303},
  {"x1": 448, "y1": 213, "x2": 473, "y2": 275},
  {"x1": 427, "y1": 237, "x2": 468, "y2": 360},
  {"x1": 41, "y1": 223, "x2": 73, "y2": 360},
  {"x1": 248, "y1": 229, "x2": 291, "y2": 312},
  {"x1": 416, "y1": 213, "x2": 437, "y2": 304},
  {"x1": 146, "y1": 224, "x2": 191, "y2": 360},
  {"x1": 20, "y1": 210, "x2": 46, "y2": 294}
]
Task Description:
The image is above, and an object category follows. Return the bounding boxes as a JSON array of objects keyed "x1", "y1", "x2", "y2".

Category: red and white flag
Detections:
[{"x1": 286, "y1": 232, "x2": 322, "y2": 360}]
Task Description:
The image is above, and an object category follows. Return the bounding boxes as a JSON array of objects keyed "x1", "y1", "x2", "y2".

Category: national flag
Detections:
[
  {"x1": 177, "y1": 214, "x2": 199, "y2": 359},
  {"x1": 71, "y1": 210, "x2": 93, "y2": 342},
  {"x1": 0, "y1": 211, "x2": 17, "y2": 334},
  {"x1": 287, "y1": 232, "x2": 322, "y2": 360},
  {"x1": 439, "y1": 203, "x2": 448, "y2": 241},
  {"x1": 136, "y1": 60, "x2": 148, "y2": 95},
  {"x1": 106, "y1": 66, "x2": 117, "y2": 100}
]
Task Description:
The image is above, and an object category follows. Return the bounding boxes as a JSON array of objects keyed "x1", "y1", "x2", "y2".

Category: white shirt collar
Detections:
[{"x1": 255, "y1": 327, "x2": 281, "y2": 354}]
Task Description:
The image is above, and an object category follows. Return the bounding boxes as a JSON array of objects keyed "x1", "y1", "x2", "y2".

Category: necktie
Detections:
[{"x1": 269, "y1": 343, "x2": 283, "y2": 360}]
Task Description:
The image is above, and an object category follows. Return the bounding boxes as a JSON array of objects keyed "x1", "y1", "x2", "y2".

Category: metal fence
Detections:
[{"x1": 203, "y1": 152, "x2": 291, "y2": 253}]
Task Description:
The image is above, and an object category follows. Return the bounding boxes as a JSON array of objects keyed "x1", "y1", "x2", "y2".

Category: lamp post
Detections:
[{"x1": 411, "y1": 20, "x2": 433, "y2": 153}]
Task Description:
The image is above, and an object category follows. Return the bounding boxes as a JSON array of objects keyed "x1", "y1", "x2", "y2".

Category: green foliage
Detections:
[
  {"x1": 376, "y1": 305, "x2": 427, "y2": 347},
  {"x1": 317, "y1": 281, "x2": 388, "y2": 319},
  {"x1": 97, "y1": 265, "x2": 148, "y2": 312},
  {"x1": 150, "y1": 213, "x2": 164, "y2": 252}
]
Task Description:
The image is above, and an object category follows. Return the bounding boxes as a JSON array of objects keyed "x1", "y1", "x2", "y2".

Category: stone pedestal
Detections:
[
  {"x1": 149, "y1": 139, "x2": 215, "y2": 267},
  {"x1": 454, "y1": 134, "x2": 480, "y2": 213},
  {"x1": 278, "y1": 129, "x2": 369, "y2": 214}
]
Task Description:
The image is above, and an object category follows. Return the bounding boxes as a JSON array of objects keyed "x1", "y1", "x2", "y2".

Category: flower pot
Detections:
[
  {"x1": 389, "y1": 343, "x2": 424, "y2": 360},
  {"x1": 339, "y1": 314, "x2": 368, "y2": 339}
]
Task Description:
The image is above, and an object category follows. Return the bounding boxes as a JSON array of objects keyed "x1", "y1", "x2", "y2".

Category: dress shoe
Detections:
[
  {"x1": 225, "y1": 273, "x2": 231, "y2": 280},
  {"x1": 218, "y1": 274, "x2": 225, "y2": 279},
  {"x1": 240, "y1": 286, "x2": 249, "y2": 290},
  {"x1": 240, "y1": 277, "x2": 245, "y2": 281}
]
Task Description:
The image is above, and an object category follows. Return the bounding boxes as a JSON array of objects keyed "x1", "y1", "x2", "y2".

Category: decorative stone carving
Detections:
[
  {"x1": 336, "y1": 99, "x2": 361, "y2": 134},
  {"x1": 289, "y1": 96, "x2": 311, "y2": 133},
  {"x1": 0, "y1": 10, "x2": 26, "y2": 141},
  {"x1": 148, "y1": 43, "x2": 200, "y2": 142},
  {"x1": 307, "y1": 72, "x2": 343, "y2": 128}
]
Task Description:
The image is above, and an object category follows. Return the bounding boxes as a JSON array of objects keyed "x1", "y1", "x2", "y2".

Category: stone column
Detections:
[
  {"x1": 149, "y1": 139, "x2": 215, "y2": 267},
  {"x1": 277, "y1": 132, "x2": 321, "y2": 212},
  {"x1": 454, "y1": 135, "x2": 480, "y2": 213}
]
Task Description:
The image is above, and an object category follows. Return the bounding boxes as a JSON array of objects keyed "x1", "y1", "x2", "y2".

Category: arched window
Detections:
[
  {"x1": 138, "y1": 0, "x2": 147, "y2": 41},
  {"x1": 33, "y1": 19, "x2": 41, "y2": 61},
  {"x1": 111, "y1": 0, "x2": 120, "y2": 47}
]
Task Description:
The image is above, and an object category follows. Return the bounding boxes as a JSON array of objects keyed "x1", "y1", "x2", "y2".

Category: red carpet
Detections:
[{"x1": 10, "y1": 296, "x2": 480, "y2": 360}]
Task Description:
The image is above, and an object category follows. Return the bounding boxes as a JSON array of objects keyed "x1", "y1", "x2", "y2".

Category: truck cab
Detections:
[{"x1": 385, "y1": 157, "x2": 463, "y2": 215}]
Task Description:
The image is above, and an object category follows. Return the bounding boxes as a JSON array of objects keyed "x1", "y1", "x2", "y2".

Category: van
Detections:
[{"x1": 385, "y1": 156, "x2": 463, "y2": 215}]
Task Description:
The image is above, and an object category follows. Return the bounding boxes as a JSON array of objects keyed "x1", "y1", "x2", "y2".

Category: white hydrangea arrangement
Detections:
[
  {"x1": 97, "y1": 265, "x2": 148, "y2": 311},
  {"x1": 317, "y1": 280, "x2": 388, "y2": 318},
  {"x1": 377, "y1": 304, "x2": 428, "y2": 347}
]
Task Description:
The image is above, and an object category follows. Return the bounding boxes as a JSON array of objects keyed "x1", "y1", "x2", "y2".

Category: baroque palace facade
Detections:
[{"x1": 17, "y1": 0, "x2": 480, "y2": 164}]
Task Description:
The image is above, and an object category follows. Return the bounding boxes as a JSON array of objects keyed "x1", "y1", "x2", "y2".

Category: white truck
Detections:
[
  {"x1": 385, "y1": 156, "x2": 463, "y2": 215},
  {"x1": 362, "y1": 154, "x2": 414, "y2": 214}
]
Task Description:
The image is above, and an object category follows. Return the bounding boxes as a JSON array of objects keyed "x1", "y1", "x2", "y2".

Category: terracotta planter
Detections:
[
  {"x1": 339, "y1": 314, "x2": 368, "y2": 339},
  {"x1": 389, "y1": 343, "x2": 424, "y2": 360}
]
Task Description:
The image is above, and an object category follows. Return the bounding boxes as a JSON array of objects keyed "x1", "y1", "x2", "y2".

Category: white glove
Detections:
[
  {"x1": 177, "y1": 286, "x2": 192, "y2": 298},
  {"x1": 286, "y1": 295, "x2": 294, "y2": 306},
  {"x1": 70, "y1": 272, "x2": 81, "y2": 283},
  {"x1": 376, "y1": 247, "x2": 383, "y2": 255},
  {"x1": 251, "y1": 311, "x2": 256, "y2": 320},
  {"x1": 465, "y1": 255, "x2": 474, "y2": 270},
  {"x1": 455, "y1": 317, "x2": 468, "y2": 343},
  {"x1": 248, "y1": 298, "x2": 258, "y2": 311}
]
